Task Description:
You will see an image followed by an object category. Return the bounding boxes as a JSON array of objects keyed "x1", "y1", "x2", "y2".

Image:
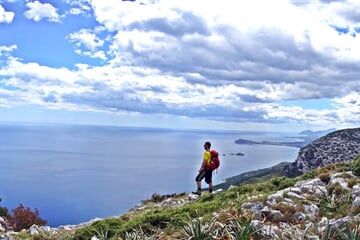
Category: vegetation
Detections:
[
  {"x1": 0, "y1": 198, "x2": 8, "y2": 217},
  {"x1": 33, "y1": 228, "x2": 71, "y2": 240},
  {"x1": 2, "y1": 155, "x2": 360, "y2": 239},
  {"x1": 351, "y1": 155, "x2": 360, "y2": 177},
  {"x1": 68, "y1": 157, "x2": 359, "y2": 239},
  {"x1": 8, "y1": 204, "x2": 47, "y2": 232}
]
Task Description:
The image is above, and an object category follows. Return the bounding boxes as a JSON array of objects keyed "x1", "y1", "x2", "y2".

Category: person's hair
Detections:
[{"x1": 204, "y1": 141, "x2": 211, "y2": 148}]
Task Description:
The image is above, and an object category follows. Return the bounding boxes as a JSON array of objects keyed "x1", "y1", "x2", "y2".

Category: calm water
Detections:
[{"x1": 0, "y1": 124, "x2": 299, "y2": 226}]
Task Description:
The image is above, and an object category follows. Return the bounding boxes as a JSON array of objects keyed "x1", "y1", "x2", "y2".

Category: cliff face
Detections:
[{"x1": 295, "y1": 128, "x2": 360, "y2": 174}]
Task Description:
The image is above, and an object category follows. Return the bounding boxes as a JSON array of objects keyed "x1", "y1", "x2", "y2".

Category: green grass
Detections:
[
  {"x1": 71, "y1": 176, "x2": 301, "y2": 239},
  {"x1": 69, "y1": 158, "x2": 360, "y2": 239},
  {"x1": 3, "y1": 156, "x2": 360, "y2": 240}
]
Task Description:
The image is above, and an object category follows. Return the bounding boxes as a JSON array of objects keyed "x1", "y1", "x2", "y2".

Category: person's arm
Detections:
[
  {"x1": 199, "y1": 160, "x2": 206, "y2": 172},
  {"x1": 199, "y1": 151, "x2": 210, "y2": 172}
]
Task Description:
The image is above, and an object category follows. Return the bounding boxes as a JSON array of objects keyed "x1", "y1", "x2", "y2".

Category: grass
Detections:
[
  {"x1": 11, "y1": 158, "x2": 360, "y2": 239},
  {"x1": 72, "y1": 160, "x2": 358, "y2": 239}
]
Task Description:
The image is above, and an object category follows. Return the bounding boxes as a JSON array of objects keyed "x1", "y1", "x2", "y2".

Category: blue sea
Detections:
[{"x1": 0, "y1": 123, "x2": 299, "y2": 227}]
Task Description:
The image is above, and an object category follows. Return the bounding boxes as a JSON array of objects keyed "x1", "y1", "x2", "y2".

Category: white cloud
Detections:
[
  {"x1": 0, "y1": 4, "x2": 14, "y2": 23},
  {"x1": 84, "y1": 0, "x2": 360, "y2": 126},
  {"x1": 68, "y1": 28, "x2": 107, "y2": 60},
  {"x1": 91, "y1": 0, "x2": 180, "y2": 31},
  {"x1": 65, "y1": 0, "x2": 92, "y2": 16},
  {"x1": 0, "y1": 45, "x2": 17, "y2": 56},
  {"x1": 333, "y1": 92, "x2": 360, "y2": 122},
  {"x1": 3, "y1": 0, "x2": 360, "y2": 129},
  {"x1": 74, "y1": 49, "x2": 107, "y2": 60},
  {"x1": 68, "y1": 29, "x2": 104, "y2": 51},
  {"x1": 68, "y1": 8, "x2": 84, "y2": 15},
  {"x1": 24, "y1": 1, "x2": 60, "y2": 22}
]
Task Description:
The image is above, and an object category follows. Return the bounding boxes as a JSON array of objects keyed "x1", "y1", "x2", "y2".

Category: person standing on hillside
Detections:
[{"x1": 192, "y1": 141, "x2": 213, "y2": 195}]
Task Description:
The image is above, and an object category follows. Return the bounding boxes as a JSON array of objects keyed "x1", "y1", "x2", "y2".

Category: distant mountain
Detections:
[
  {"x1": 234, "y1": 138, "x2": 305, "y2": 148},
  {"x1": 299, "y1": 128, "x2": 336, "y2": 137},
  {"x1": 234, "y1": 128, "x2": 337, "y2": 149},
  {"x1": 299, "y1": 128, "x2": 336, "y2": 140},
  {"x1": 294, "y1": 127, "x2": 360, "y2": 174},
  {"x1": 216, "y1": 127, "x2": 360, "y2": 188}
]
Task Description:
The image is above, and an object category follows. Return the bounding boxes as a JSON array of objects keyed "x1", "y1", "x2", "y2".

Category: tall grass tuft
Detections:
[
  {"x1": 180, "y1": 216, "x2": 220, "y2": 240},
  {"x1": 335, "y1": 223, "x2": 360, "y2": 240},
  {"x1": 122, "y1": 227, "x2": 157, "y2": 240},
  {"x1": 225, "y1": 221, "x2": 259, "y2": 240}
]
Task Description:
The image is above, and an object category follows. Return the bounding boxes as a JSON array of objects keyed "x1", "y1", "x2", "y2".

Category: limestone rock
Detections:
[{"x1": 295, "y1": 128, "x2": 360, "y2": 174}]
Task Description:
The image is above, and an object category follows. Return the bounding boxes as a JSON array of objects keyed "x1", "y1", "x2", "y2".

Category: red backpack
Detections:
[{"x1": 208, "y1": 150, "x2": 220, "y2": 170}]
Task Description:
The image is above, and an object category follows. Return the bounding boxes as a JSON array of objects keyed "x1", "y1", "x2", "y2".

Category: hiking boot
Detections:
[
  {"x1": 192, "y1": 190, "x2": 201, "y2": 196},
  {"x1": 209, "y1": 188, "x2": 213, "y2": 194}
]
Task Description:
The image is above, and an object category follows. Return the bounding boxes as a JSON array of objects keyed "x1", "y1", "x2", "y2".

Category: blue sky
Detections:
[{"x1": 0, "y1": 0, "x2": 360, "y2": 131}]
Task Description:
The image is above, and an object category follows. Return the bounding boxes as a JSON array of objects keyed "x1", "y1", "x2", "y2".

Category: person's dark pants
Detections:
[{"x1": 195, "y1": 169, "x2": 213, "y2": 184}]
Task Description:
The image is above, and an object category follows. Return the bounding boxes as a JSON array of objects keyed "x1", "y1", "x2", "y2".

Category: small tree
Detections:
[
  {"x1": 351, "y1": 155, "x2": 360, "y2": 177},
  {"x1": 0, "y1": 197, "x2": 8, "y2": 217},
  {"x1": 8, "y1": 204, "x2": 47, "y2": 231}
]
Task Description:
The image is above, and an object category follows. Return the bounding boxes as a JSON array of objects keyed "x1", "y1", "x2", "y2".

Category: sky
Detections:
[{"x1": 0, "y1": 0, "x2": 360, "y2": 132}]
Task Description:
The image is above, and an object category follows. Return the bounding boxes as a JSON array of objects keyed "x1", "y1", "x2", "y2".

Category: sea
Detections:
[{"x1": 0, "y1": 123, "x2": 300, "y2": 227}]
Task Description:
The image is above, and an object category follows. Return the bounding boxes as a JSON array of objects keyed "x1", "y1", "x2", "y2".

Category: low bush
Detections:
[
  {"x1": 272, "y1": 176, "x2": 297, "y2": 189},
  {"x1": 349, "y1": 176, "x2": 360, "y2": 188},
  {"x1": 8, "y1": 204, "x2": 47, "y2": 232},
  {"x1": 0, "y1": 197, "x2": 8, "y2": 217},
  {"x1": 351, "y1": 155, "x2": 360, "y2": 176},
  {"x1": 318, "y1": 173, "x2": 331, "y2": 184},
  {"x1": 33, "y1": 228, "x2": 71, "y2": 240},
  {"x1": 73, "y1": 218, "x2": 124, "y2": 240}
]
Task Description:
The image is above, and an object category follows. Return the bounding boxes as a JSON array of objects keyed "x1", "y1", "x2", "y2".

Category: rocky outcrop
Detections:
[
  {"x1": 215, "y1": 128, "x2": 360, "y2": 189},
  {"x1": 240, "y1": 171, "x2": 360, "y2": 239},
  {"x1": 295, "y1": 128, "x2": 360, "y2": 174},
  {"x1": 129, "y1": 170, "x2": 360, "y2": 239}
]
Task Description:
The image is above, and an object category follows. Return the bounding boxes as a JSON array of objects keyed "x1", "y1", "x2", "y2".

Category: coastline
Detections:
[
  {"x1": 0, "y1": 125, "x2": 319, "y2": 227},
  {"x1": 234, "y1": 138, "x2": 306, "y2": 148}
]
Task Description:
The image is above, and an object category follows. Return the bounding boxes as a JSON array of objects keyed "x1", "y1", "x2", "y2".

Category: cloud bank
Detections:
[{"x1": 0, "y1": 0, "x2": 360, "y2": 129}]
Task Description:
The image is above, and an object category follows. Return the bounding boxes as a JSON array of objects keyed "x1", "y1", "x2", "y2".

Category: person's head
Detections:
[{"x1": 204, "y1": 141, "x2": 211, "y2": 150}]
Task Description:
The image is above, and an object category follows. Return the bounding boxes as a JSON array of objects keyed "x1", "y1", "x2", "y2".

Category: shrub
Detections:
[
  {"x1": 141, "y1": 192, "x2": 186, "y2": 204},
  {"x1": 8, "y1": 204, "x2": 47, "y2": 232},
  {"x1": 350, "y1": 206, "x2": 360, "y2": 216},
  {"x1": 317, "y1": 190, "x2": 352, "y2": 219},
  {"x1": 33, "y1": 228, "x2": 71, "y2": 240},
  {"x1": 0, "y1": 197, "x2": 8, "y2": 217},
  {"x1": 327, "y1": 182, "x2": 349, "y2": 195},
  {"x1": 318, "y1": 173, "x2": 331, "y2": 184},
  {"x1": 179, "y1": 217, "x2": 218, "y2": 240},
  {"x1": 301, "y1": 169, "x2": 319, "y2": 180},
  {"x1": 347, "y1": 177, "x2": 358, "y2": 188},
  {"x1": 335, "y1": 223, "x2": 360, "y2": 240},
  {"x1": 0, "y1": 207, "x2": 8, "y2": 218},
  {"x1": 351, "y1": 155, "x2": 360, "y2": 176},
  {"x1": 123, "y1": 227, "x2": 158, "y2": 240},
  {"x1": 277, "y1": 177, "x2": 297, "y2": 189},
  {"x1": 270, "y1": 176, "x2": 286, "y2": 188},
  {"x1": 271, "y1": 202, "x2": 303, "y2": 224},
  {"x1": 225, "y1": 221, "x2": 260, "y2": 240}
]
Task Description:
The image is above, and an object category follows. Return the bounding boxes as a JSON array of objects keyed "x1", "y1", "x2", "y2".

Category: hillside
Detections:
[
  {"x1": 4, "y1": 158, "x2": 360, "y2": 240},
  {"x1": 295, "y1": 128, "x2": 360, "y2": 173},
  {"x1": 217, "y1": 127, "x2": 360, "y2": 188},
  {"x1": 2, "y1": 127, "x2": 360, "y2": 239}
]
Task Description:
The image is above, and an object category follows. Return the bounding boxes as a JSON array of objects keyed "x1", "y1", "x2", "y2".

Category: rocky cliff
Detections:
[
  {"x1": 215, "y1": 127, "x2": 360, "y2": 188},
  {"x1": 295, "y1": 128, "x2": 360, "y2": 174}
]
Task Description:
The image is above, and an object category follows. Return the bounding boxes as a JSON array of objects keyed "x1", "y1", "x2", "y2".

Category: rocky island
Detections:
[
  {"x1": 229, "y1": 152, "x2": 245, "y2": 156},
  {"x1": 234, "y1": 138, "x2": 306, "y2": 148},
  {"x1": 234, "y1": 128, "x2": 336, "y2": 148}
]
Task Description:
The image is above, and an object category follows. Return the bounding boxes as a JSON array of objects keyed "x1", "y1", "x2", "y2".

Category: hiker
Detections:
[{"x1": 192, "y1": 141, "x2": 213, "y2": 195}]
